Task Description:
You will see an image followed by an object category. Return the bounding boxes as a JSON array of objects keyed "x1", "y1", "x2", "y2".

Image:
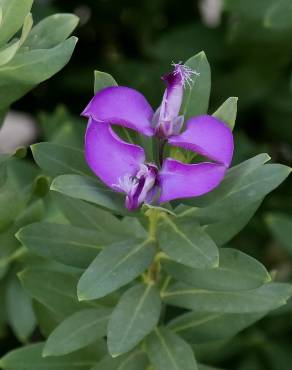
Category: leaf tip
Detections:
[
  {"x1": 14, "y1": 229, "x2": 22, "y2": 242},
  {"x1": 197, "y1": 50, "x2": 206, "y2": 59},
  {"x1": 41, "y1": 348, "x2": 51, "y2": 358},
  {"x1": 77, "y1": 292, "x2": 86, "y2": 302},
  {"x1": 110, "y1": 352, "x2": 120, "y2": 358},
  {"x1": 265, "y1": 273, "x2": 272, "y2": 283},
  {"x1": 49, "y1": 180, "x2": 57, "y2": 191}
]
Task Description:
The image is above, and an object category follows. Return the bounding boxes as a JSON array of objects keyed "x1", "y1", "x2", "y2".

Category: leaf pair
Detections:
[{"x1": 42, "y1": 284, "x2": 161, "y2": 358}]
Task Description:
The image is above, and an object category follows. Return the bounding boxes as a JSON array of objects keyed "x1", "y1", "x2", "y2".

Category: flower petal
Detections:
[
  {"x1": 159, "y1": 158, "x2": 226, "y2": 203},
  {"x1": 168, "y1": 115, "x2": 234, "y2": 166},
  {"x1": 82, "y1": 86, "x2": 154, "y2": 136},
  {"x1": 85, "y1": 119, "x2": 145, "y2": 190}
]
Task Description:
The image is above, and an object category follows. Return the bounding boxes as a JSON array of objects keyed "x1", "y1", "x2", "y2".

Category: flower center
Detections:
[{"x1": 114, "y1": 164, "x2": 159, "y2": 210}]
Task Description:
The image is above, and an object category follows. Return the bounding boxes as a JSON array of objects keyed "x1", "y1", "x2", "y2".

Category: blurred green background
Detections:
[{"x1": 2, "y1": 0, "x2": 292, "y2": 369}]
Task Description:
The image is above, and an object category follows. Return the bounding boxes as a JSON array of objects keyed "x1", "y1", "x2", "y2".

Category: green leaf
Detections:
[
  {"x1": 162, "y1": 282, "x2": 292, "y2": 313},
  {"x1": 178, "y1": 153, "x2": 271, "y2": 210},
  {"x1": 16, "y1": 222, "x2": 113, "y2": 268},
  {"x1": 0, "y1": 0, "x2": 33, "y2": 46},
  {"x1": 183, "y1": 164, "x2": 291, "y2": 224},
  {"x1": 0, "y1": 184, "x2": 23, "y2": 231},
  {"x1": 181, "y1": 51, "x2": 211, "y2": 120},
  {"x1": 6, "y1": 276, "x2": 36, "y2": 342},
  {"x1": 264, "y1": 0, "x2": 292, "y2": 30},
  {"x1": 94, "y1": 71, "x2": 117, "y2": 94},
  {"x1": 205, "y1": 200, "x2": 262, "y2": 246},
  {"x1": 15, "y1": 199, "x2": 45, "y2": 228},
  {"x1": 162, "y1": 248, "x2": 270, "y2": 291},
  {"x1": 93, "y1": 351, "x2": 148, "y2": 370},
  {"x1": 51, "y1": 174, "x2": 128, "y2": 215},
  {"x1": 0, "y1": 224, "x2": 19, "y2": 272},
  {"x1": 43, "y1": 308, "x2": 111, "y2": 357},
  {"x1": 0, "y1": 37, "x2": 77, "y2": 109},
  {"x1": 212, "y1": 97, "x2": 238, "y2": 131},
  {"x1": 266, "y1": 213, "x2": 292, "y2": 255},
  {"x1": 19, "y1": 268, "x2": 97, "y2": 319},
  {"x1": 168, "y1": 310, "x2": 265, "y2": 344},
  {"x1": 146, "y1": 327, "x2": 198, "y2": 370},
  {"x1": 78, "y1": 239, "x2": 156, "y2": 301},
  {"x1": 0, "y1": 343, "x2": 105, "y2": 370},
  {"x1": 107, "y1": 284, "x2": 161, "y2": 356},
  {"x1": 24, "y1": 13, "x2": 79, "y2": 49},
  {"x1": 0, "y1": 13, "x2": 33, "y2": 67},
  {"x1": 158, "y1": 215, "x2": 219, "y2": 268},
  {"x1": 33, "y1": 301, "x2": 61, "y2": 337},
  {"x1": 54, "y1": 193, "x2": 132, "y2": 237},
  {"x1": 31, "y1": 143, "x2": 92, "y2": 177}
]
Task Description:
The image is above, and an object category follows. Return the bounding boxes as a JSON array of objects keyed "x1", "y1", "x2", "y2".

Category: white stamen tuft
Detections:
[
  {"x1": 171, "y1": 61, "x2": 200, "y2": 88},
  {"x1": 112, "y1": 174, "x2": 137, "y2": 194}
]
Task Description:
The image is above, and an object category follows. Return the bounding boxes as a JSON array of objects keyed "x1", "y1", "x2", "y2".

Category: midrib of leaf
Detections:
[
  {"x1": 32, "y1": 282, "x2": 77, "y2": 301},
  {"x1": 37, "y1": 149, "x2": 89, "y2": 177},
  {"x1": 162, "y1": 288, "x2": 285, "y2": 305},
  {"x1": 52, "y1": 313, "x2": 110, "y2": 348},
  {"x1": 162, "y1": 216, "x2": 213, "y2": 263},
  {"x1": 105, "y1": 239, "x2": 151, "y2": 270},
  {"x1": 116, "y1": 285, "x2": 152, "y2": 352},
  {"x1": 182, "y1": 55, "x2": 203, "y2": 117},
  {"x1": 21, "y1": 235, "x2": 103, "y2": 251},
  {"x1": 155, "y1": 328, "x2": 180, "y2": 370},
  {"x1": 83, "y1": 239, "x2": 152, "y2": 296},
  {"x1": 59, "y1": 200, "x2": 103, "y2": 231},
  {"x1": 217, "y1": 265, "x2": 269, "y2": 281},
  {"x1": 58, "y1": 182, "x2": 115, "y2": 194},
  {"x1": 171, "y1": 314, "x2": 222, "y2": 333},
  {"x1": 180, "y1": 167, "x2": 288, "y2": 219},
  {"x1": 117, "y1": 351, "x2": 144, "y2": 370},
  {"x1": 224, "y1": 170, "x2": 285, "y2": 200}
]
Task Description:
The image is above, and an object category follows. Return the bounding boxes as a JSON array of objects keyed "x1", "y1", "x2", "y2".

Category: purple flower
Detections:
[{"x1": 82, "y1": 63, "x2": 234, "y2": 211}]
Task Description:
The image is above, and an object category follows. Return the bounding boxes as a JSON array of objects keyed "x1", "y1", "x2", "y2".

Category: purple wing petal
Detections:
[
  {"x1": 168, "y1": 115, "x2": 234, "y2": 166},
  {"x1": 85, "y1": 119, "x2": 145, "y2": 190},
  {"x1": 82, "y1": 86, "x2": 154, "y2": 136},
  {"x1": 159, "y1": 158, "x2": 226, "y2": 203}
]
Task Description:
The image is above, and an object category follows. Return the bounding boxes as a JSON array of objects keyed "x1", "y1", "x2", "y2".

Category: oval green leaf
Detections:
[
  {"x1": 107, "y1": 284, "x2": 161, "y2": 356},
  {"x1": 43, "y1": 308, "x2": 111, "y2": 357},
  {"x1": 162, "y1": 248, "x2": 270, "y2": 291},
  {"x1": 146, "y1": 327, "x2": 198, "y2": 370},
  {"x1": 77, "y1": 239, "x2": 156, "y2": 301},
  {"x1": 158, "y1": 215, "x2": 219, "y2": 268}
]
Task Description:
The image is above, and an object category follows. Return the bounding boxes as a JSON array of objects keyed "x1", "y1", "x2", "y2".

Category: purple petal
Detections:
[
  {"x1": 85, "y1": 119, "x2": 145, "y2": 190},
  {"x1": 159, "y1": 63, "x2": 197, "y2": 124},
  {"x1": 82, "y1": 86, "x2": 154, "y2": 136},
  {"x1": 159, "y1": 71, "x2": 184, "y2": 123},
  {"x1": 159, "y1": 158, "x2": 226, "y2": 203},
  {"x1": 168, "y1": 115, "x2": 234, "y2": 166}
]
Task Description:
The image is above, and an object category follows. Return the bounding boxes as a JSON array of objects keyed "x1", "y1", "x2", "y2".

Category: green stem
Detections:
[{"x1": 144, "y1": 209, "x2": 162, "y2": 284}]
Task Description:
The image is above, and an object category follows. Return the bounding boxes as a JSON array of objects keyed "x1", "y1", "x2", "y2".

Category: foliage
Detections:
[
  {"x1": 0, "y1": 0, "x2": 78, "y2": 126},
  {"x1": 1, "y1": 54, "x2": 292, "y2": 369}
]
